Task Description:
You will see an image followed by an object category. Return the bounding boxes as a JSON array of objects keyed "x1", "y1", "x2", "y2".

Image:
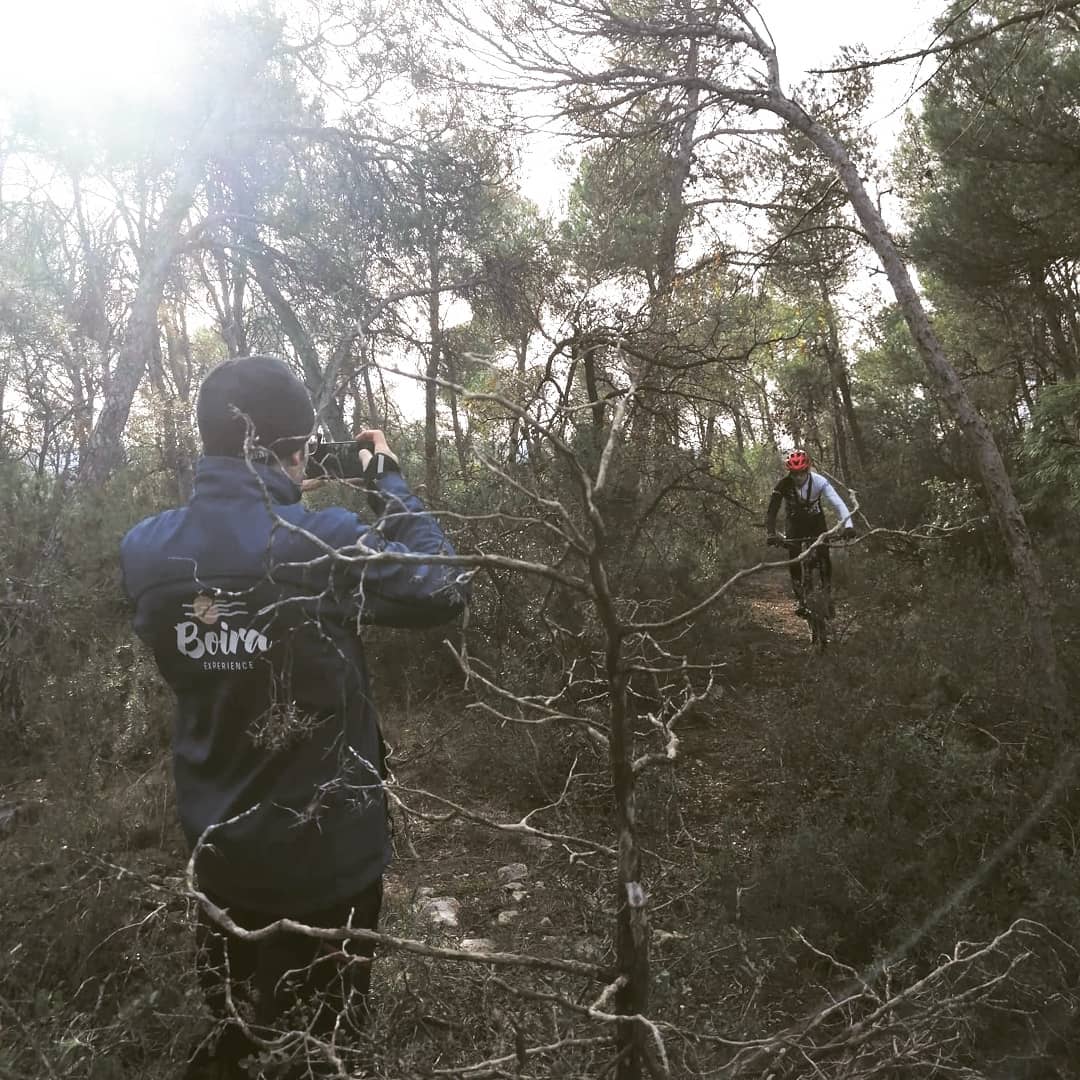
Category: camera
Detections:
[{"x1": 305, "y1": 434, "x2": 375, "y2": 480}]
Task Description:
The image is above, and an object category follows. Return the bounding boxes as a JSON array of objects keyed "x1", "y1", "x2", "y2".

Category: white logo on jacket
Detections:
[{"x1": 175, "y1": 593, "x2": 270, "y2": 661}]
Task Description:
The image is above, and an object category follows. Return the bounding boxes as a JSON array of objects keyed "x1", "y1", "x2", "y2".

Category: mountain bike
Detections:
[
  {"x1": 774, "y1": 534, "x2": 839, "y2": 653},
  {"x1": 794, "y1": 539, "x2": 833, "y2": 652}
]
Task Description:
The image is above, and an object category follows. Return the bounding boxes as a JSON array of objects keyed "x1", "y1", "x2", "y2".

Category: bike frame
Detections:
[
  {"x1": 781, "y1": 534, "x2": 835, "y2": 652},
  {"x1": 799, "y1": 547, "x2": 831, "y2": 651}
]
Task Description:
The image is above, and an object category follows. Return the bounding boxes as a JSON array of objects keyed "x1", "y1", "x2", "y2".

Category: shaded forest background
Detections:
[{"x1": 4, "y1": 0, "x2": 1080, "y2": 1076}]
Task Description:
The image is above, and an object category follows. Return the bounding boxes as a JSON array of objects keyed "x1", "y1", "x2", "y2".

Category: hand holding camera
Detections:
[{"x1": 303, "y1": 429, "x2": 400, "y2": 489}]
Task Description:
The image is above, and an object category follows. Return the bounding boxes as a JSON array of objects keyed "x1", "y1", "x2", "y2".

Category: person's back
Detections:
[{"x1": 122, "y1": 456, "x2": 448, "y2": 906}]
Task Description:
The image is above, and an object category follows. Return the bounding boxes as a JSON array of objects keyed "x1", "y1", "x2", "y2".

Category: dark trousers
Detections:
[
  {"x1": 786, "y1": 529, "x2": 831, "y2": 596},
  {"x1": 191, "y1": 879, "x2": 383, "y2": 1073}
]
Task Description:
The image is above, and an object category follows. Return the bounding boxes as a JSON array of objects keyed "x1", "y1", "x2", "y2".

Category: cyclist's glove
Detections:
[
  {"x1": 842, "y1": 526, "x2": 858, "y2": 540},
  {"x1": 766, "y1": 534, "x2": 784, "y2": 548}
]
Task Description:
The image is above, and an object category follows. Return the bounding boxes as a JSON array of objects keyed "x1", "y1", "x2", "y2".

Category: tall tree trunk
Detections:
[
  {"x1": 445, "y1": 344, "x2": 468, "y2": 475},
  {"x1": 212, "y1": 247, "x2": 247, "y2": 357},
  {"x1": 425, "y1": 235, "x2": 442, "y2": 502},
  {"x1": 632, "y1": 35, "x2": 701, "y2": 455},
  {"x1": 805, "y1": 389, "x2": 822, "y2": 459},
  {"x1": 507, "y1": 334, "x2": 530, "y2": 466},
  {"x1": 63, "y1": 348, "x2": 92, "y2": 459},
  {"x1": 763, "y1": 89, "x2": 1067, "y2": 718},
  {"x1": 238, "y1": 145, "x2": 360, "y2": 440},
  {"x1": 1017, "y1": 357, "x2": 1035, "y2": 416},
  {"x1": 70, "y1": 172, "x2": 113, "y2": 357},
  {"x1": 163, "y1": 314, "x2": 195, "y2": 501},
  {"x1": 581, "y1": 338, "x2": 606, "y2": 452},
  {"x1": 830, "y1": 388, "x2": 851, "y2": 486},
  {"x1": 424, "y1": 340, "x2": 440, "y2": 500},
  {"x1": 758, "y1": 384, "x2": 777, "y2": 449},
  {"x1": 163, "y1": 305, "x2": 195, "y2": 404},
  {"x1": 357, "y1": 337, "x2": 383, "y2": 430},
  {"x1": 655, "y1": 36, "x2": 699, "y2": 299},
  {"x1": 820, "y1": 297, "x2": 866, "y2": 470},
  {"x1": 148, "y1": 332, "x2": 188, "y2": 504},
  {"x1": 230, "y1": 254, "x2": 249, "y2": 358}
]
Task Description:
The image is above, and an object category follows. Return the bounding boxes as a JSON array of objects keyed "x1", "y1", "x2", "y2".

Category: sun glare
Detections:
[{"x1": 0, "y1": 0, "x2": 213, "y2": 106}]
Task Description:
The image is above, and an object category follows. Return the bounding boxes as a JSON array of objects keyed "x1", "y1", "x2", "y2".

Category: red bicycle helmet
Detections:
[{"x1": 784, "y1": 449, "x2": 810, "y2": 472}]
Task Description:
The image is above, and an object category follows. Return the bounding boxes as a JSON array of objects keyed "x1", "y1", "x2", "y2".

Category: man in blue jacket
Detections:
[{"x1": 120, "y1": 355, "x2": 468, "y2": 1078}]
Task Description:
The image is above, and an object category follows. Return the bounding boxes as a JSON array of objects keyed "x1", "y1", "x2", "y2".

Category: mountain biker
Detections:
[{"x1": 765, "y1": 449, "x2": 855, "y2": 616}]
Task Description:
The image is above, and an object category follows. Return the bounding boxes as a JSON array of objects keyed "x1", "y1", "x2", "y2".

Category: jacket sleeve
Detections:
[
  {"x1": 344, "y1": 472, "x2": 469, "y2": 628},
  {"x1": 818, "y1": 478, "x2": 853, "y2": 528},
  {"x1": 765, "y1": 484, "x2": 784, "y2": 534}
]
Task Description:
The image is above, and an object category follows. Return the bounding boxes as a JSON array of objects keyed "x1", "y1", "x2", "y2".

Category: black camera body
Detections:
[{"x1": 305, "y1": 436, "x2": 375, "y2": 480}]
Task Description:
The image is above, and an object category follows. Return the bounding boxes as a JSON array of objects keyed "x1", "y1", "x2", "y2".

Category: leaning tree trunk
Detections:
[
  {"x1": 764, "y1": 90, "x2": 1067, "y2": 719},
  {"x1": 78, "y1": 93, "x2": 244, "y2": 490}
]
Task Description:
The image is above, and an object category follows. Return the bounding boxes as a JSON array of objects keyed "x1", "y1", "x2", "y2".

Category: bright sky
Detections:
[
  {"x1": 0, "y1": 0, "x2": 217, "y2": 107},
  {"x1": 0, "y1": 0, "x2": 947, "y2": 178},
  {"x1": 760, "y1": 0, "x2": 944, "y2": 314},
  {"x1": 511, "y1": 1, "x2": 946, "y2": 214},
  {"x1": 0, "y1": 0, "x2": 945, "y2": 331},
  {"x1": 0, "y1": 0, "x2": 951, "y2": 288},
  {"x1": 764, "y1": 0, "x2": 943, "y2": 142}
]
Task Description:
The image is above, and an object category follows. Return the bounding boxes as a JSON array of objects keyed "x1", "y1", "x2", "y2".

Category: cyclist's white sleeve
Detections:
[{"x1": 817, "y1": 476, "x2": 853, "y2": 528}]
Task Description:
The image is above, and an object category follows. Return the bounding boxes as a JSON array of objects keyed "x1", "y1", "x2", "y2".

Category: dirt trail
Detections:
[
  {"x1": 719, "y1": 569, "x2": 826, "y2": 679},
  {"x1": 738, "y1": 571, "x2": 810, "y2": 640},
  {"x1": 664, "y1": 569, "x2": 842, "y2": 859}
]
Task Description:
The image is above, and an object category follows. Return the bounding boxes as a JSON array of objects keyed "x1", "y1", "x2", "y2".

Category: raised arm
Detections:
[
  {"x1": 765, "y1": 481, "x2": 784, "y2": 535},
  {"x1": 348, "y1": 430, "x2": 468, "y2": 627}
]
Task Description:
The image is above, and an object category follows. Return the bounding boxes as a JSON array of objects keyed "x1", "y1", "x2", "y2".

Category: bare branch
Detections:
[{"x1": 812, "y1": 0, "x2": 1080, "y2": 74}]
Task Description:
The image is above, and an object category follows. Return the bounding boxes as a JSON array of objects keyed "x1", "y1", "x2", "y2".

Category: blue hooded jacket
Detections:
[{"x1": 120, "y1": 456, "x2": 467, "y2": 913}]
